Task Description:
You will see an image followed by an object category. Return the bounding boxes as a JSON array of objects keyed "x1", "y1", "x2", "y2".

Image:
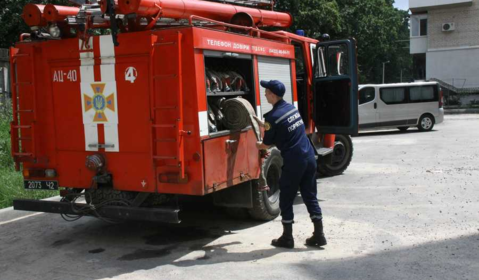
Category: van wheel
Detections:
[
  {"x1": 398, "y1": 127, "x2": 409, "y2": 132},
  {"x1": 317, "y1": 134, "x2": 353, "y2": 177},
  {"x1": 418, "y1": 114, "x2": 435, "y2": 131},
  {"x1": 248, "y1": 148, "x2": 282, "y2": 221}
]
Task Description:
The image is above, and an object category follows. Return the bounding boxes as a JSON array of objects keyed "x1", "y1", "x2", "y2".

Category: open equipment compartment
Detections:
[{"x1": 203, "y1": 50, "x2": 256, "y2": 134}]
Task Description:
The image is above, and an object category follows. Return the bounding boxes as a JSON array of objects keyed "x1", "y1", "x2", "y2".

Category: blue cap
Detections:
[
  {"x1": 260, "y1": 80, "x2": 286, "y2": 97},
  {"x1": 296, "y1": 30, "x2": 305, "y2": 36}
]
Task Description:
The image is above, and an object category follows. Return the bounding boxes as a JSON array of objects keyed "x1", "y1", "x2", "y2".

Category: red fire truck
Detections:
[{"x1": 10, "y1": 0, "x2": 358, "y2": 223}]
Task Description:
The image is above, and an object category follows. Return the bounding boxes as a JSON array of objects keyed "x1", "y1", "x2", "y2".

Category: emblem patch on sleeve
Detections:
[{"x1": 264, "y1": 122, "x2": 271, "y2": 131}]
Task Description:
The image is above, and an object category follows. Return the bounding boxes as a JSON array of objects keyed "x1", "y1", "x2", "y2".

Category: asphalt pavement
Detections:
[{"x1": 1, "y1": 114, "x2": 478, "y2": 280}]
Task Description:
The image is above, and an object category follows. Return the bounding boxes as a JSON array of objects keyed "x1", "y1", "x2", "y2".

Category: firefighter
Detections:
[{"x1": 254, "y1": 80, "x2": 327, "y2": 249}]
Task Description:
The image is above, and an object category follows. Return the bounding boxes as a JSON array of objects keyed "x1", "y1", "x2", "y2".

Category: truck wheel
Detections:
[
  {"x1": 317, "y1": 134, "x2": 353, "y2": 177},
  {"x1": 418, "y1": 114, "x2": 435, "y2": 131},
  {"x1": 248, "y1": 148, "x2": 282, "y2": 221}
]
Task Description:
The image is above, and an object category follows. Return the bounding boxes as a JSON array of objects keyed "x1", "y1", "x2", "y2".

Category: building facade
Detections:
[{"x1": 410, "y1": 0, "x2": 479, "y2": 88}]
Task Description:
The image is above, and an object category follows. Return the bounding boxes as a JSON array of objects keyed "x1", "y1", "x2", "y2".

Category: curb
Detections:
[{"x1": 444, "y1": 109, "x2": 479, "y2": 115}]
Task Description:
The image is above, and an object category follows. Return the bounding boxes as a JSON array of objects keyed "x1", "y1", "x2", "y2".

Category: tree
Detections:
[
  {"x1": 276, "y1": 0, "x2": 412, "y2": 84},
  {"x1": 335, "y1": 0, "x2": 411, "y2": 83},
  {"x1": 0, "y1": 0, "x2": 70, "y2": 49},
  {"x1": 275, "y1": 0, "x2": 343, "y2": 38}
]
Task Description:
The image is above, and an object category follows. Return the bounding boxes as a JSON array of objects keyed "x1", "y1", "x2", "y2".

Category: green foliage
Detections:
[
  {"x1": 275, "y1": 0, "x2": 343, "y2": 38},
  {"x1": 337, "y1": 1, "x2": 412, "y2": 83},
  {"x1": 276, "y1": 0, "x2": 412, "y2": 84},
  {"x1": 0, "y1": 101, "x2": 57, "y2": 209},
  {"x1": 0, "y1": 0, "x2": 71, "y2": 49}
]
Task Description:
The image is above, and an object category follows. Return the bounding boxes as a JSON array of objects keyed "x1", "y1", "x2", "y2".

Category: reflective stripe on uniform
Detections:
[
  {"x1": 275, "y1": 108, "x2": 298, "y2": 124},
  {"x1": 282, "y1": 219, "x2": 294, "y2": 224}
]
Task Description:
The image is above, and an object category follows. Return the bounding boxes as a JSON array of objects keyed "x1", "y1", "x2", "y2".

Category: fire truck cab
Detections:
[{"x1": 11, "y1": 0, "x2": 358, "y2": 223}]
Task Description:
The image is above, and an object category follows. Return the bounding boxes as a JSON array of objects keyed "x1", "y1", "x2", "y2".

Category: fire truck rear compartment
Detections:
[{"x1": 203, "y1": 52, "x2": 255, "y2": 134}]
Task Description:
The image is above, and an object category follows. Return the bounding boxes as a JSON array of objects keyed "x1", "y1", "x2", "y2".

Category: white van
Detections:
[{"x1": 358, "y1": 82, "x2": 444, "y2": 132}]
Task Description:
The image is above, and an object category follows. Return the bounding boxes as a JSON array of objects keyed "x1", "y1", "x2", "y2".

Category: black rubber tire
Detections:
[
  {"x1": 417, "y1": 114, "x2": 435, "y2": 131},
  {"x1": 398, "y1": 127, "x2": 409, "y2": 132},
  {"x1": 248, "y1": 148, "x2": 282, "y2": 221},
  {"x1": 317, "y1": 134, "x2": 353, "y2": 177}
]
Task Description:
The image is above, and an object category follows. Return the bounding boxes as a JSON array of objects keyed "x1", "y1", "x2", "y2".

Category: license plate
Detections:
[{"x1": 24, "y1": 180, "x2": 59, "y2": 190}]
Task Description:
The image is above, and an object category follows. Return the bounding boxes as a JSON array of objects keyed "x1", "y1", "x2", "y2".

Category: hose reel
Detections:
[{"x1": 221, "y1": 97, "x2": 261, "y2": 141}]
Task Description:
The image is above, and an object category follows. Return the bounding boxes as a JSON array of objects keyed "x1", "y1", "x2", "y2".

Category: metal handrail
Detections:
[{"x1": 188, "y1": 15, "x2": 291, "y2": 43}]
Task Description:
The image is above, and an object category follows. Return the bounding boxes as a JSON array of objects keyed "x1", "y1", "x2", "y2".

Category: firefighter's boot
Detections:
[
  {"x1": 305, "y1": 219, "x2": 327, "y2": 247},
  {"x1": 271, "y1": 223, "x2": 294, "y2": 249}
]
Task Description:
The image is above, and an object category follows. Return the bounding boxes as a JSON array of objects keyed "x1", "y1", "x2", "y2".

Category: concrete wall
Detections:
[
  {"x1": 428, "y1": 0, "x2": 479, "y2": 49},
  {"x1": 410, "y1": 0, "x2": 473, "y2": 11},
  {"x1": 410, "y1": 36, "x2": 428, "y2": 54},
  {"x1": 427, "y1": 47, "x2": 479, "y2": 88},
  {"x1": 421, "y1": 0, "x2": 479, "y2": 88}
]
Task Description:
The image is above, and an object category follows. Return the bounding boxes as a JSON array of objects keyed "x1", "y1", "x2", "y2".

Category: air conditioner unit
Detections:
[{"x1": 442, "y1": 22, "x2": 455, "y2": 32}]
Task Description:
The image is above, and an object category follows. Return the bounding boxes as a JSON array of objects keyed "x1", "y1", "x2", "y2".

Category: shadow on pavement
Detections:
[
  {"x1": 2, "y1": 196, "x2": 476, "y2": 280},
  {"x1": 0, "y1": 197, "x2": 312, "y2": 279},
  {"x1": 296, "y1": 233, "x2": 479, "y2": 280}
]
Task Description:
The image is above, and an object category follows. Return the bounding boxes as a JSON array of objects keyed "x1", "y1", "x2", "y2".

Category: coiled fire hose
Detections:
[
  {"x1": 222, "y1": 97, "x2": 268, "y2": 190},
  {"x1": 222, "y1": 97, "x2": 261, "y2": 140}
]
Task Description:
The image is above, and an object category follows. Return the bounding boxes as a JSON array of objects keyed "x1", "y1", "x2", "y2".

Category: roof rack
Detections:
[{"x1": 201, "y1": 0, "x2": 274, "y2": 9}]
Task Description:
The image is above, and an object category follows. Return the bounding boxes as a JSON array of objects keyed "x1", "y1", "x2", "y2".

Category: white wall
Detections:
[
  {"x1": 410, "y1": 0, "x2": 472, "y2": 10},
  {"x1": 410, "y1": 37, "x2": 428, "y2": 54},
  {"x1": 426, "y1": 47, "x2": 479, "y2": 88},
  {"x1": 427, "y1": 0, "x2": 479, "y2": 49}
]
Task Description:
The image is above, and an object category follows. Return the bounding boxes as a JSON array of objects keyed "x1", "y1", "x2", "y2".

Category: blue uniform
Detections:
[{"x1": 263, "y1": 100, "x2": 322, "y2": 223}]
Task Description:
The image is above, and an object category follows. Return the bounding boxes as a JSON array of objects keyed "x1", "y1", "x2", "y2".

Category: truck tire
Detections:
[
  {"x1": 248, "y1": 148, "x2": 282, "y2": 221},
  {"x1": 317, "y1": 134, "x2": 353, "y2": 177}
]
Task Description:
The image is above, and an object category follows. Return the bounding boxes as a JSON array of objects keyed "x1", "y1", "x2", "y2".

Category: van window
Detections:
[
  {"x1": 359, "y1": 87, "x2": 375, "y2": 105},
  {"x1": 409, "y1": 86, "x2": 436, "y2": 102},
  {"x1": 381, "y1": 87, "x2": 405, "y2": 104}
]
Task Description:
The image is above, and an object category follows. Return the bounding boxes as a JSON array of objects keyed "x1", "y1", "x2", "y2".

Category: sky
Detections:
[{"x1": 393, "y1": 0, "x2": 409, "y2": 10}]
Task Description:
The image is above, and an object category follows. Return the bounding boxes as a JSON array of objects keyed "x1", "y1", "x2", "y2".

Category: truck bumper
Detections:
[{"x1": 13, "y1": 199, "x2": 180, "y2": 224}]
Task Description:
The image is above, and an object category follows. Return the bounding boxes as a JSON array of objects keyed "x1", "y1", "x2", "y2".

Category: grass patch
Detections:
[{"x1": 0, "y1": 100, "x2": 58, "y2": 209}]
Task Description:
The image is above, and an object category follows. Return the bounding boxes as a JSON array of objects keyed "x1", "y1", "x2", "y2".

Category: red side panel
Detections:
[{"x1": 203, "y1": 130, "x2": 259, "y2": 193}]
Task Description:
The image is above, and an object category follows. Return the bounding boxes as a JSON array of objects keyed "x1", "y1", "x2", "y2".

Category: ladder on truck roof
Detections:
[
  {"x1": 202, "y1": 0, "x2": 274, "y2": 9},
  {"x1": 9, "y1": 48, "x2": 38, "y2": 171}
]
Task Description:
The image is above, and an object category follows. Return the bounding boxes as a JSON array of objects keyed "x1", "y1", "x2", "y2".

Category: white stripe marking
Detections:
[
  {"x1": 199, "y1": 111, "x2": 209, "y2": 136},
  {"x1": 99, "y1": 35, "x2": 120, "y2": 153},
  {"x1": 0, "y1": 212, "x2": 43, "y2": 226},
  {"x1": 256, "y1": 105, "x2": 262, "y2": 118},
  {"x1": 84, "y1": 124, "x2": 99, "y2": 151},
  {"x1": 79, "y1": 37, "x2": 98, "y2": 151},
  {"x1": 104, "y1": 123, "x2": 120, "y2": 152},
  {"x1": 275, "y1": 108, "x2": 298, "y2": 124}
]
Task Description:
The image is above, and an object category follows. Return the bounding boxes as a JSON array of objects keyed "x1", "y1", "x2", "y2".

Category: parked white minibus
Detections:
[{"x1": 358, "y1": 82, "x2": 444, "y2": 132}]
